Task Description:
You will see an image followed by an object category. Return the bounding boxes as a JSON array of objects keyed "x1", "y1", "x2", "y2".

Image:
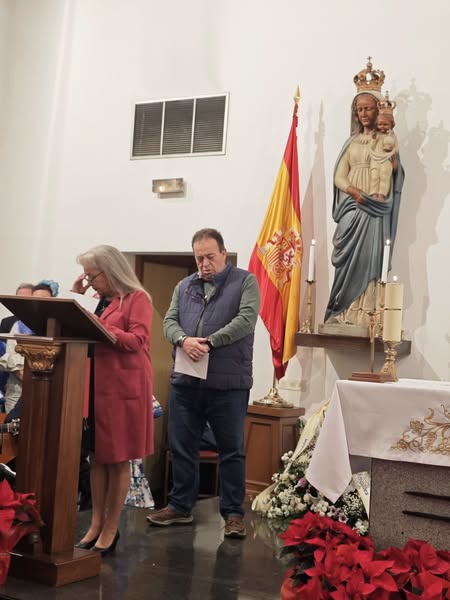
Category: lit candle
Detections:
[
  {"x1": 307, "y1": 239, "x2": 315, "y2": 282},
  {"x1": 381, "y1": 239, "x2": 390, "y2": 283},
  {"x1": 385, "y1": 279, "x2": 403, "y2": 309},
  {"x1": 383, "y1": 278, "x2": 404, "y2": 342}
]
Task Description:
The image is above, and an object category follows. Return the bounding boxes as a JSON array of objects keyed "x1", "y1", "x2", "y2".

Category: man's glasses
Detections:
[{"x1": 83, "y1": 271, "x2": 103, "y2": 284}]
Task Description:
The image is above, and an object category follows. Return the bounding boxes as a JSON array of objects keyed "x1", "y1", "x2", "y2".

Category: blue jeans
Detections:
[{"x1": 168, "y1": 385, "x2": 249, "y2": 518}]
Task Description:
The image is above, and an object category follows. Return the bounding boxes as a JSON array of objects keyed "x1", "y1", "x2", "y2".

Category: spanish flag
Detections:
[{"x1": 249, "y1": 92, "x2": 302, "y2": 380}]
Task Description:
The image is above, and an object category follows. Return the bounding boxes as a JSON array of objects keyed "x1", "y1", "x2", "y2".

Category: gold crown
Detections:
[
  {"x1": 353, "y1": 56, "x2": 385, "y2": 92},
  {"x1": 377, "y1": 91, "x2": 396, "y2": 115}
]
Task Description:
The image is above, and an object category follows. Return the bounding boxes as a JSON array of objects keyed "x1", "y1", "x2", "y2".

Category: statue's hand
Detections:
[{"x1": 347, "y1": 186, "x2": 364, "y2": 204}]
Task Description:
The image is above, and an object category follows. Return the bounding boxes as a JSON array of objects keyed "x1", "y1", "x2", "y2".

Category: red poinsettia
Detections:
[
  {"x1": 280, "y1": 512, "x2": 450, "y2": 599},
  {"x1": 0, "y1": 479, "x2": 43, "y2": 584}
]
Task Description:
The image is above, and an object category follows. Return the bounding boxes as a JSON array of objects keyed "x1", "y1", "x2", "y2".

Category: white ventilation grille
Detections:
[{"x1": 132, "y1": 93, "x2": 228, "y2": 159}]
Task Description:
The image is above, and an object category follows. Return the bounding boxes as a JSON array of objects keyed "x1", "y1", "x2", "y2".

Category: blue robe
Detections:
[{"x1": 325, "y1": 136, "x2": 404, "y2": 322}]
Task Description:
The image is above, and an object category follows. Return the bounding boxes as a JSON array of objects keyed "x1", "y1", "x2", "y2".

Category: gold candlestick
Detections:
[
  {"x1": 380, "y1": 341, "x2": 400, "y2": 381},
  {"x1": 299, "y1": 279, "x2": 315, "y2": 334},
  {"x1": 375, "y1": 281, "x2": 386, "y2": 338},
  {"x1": 368, "y1": 309, "x2": 378, "y2": 373},
  {"x1": 349, "y1": 307, "x2": 394, "y2": 382}
]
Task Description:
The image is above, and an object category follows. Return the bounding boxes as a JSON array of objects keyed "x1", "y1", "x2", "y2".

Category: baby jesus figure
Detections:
[{"x1": 368, "y1": 111, "x2": 398, "y2": 200}]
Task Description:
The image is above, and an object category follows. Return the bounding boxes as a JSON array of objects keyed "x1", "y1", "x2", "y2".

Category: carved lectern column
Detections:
[
  {"x1": 10, "y1": 336, "x2": 101, "y2": 585},
  {"x1": 15, "y1": 338, "x2": 63, "y2": 527},
  {"x1": 0, "y1": 294, "x2": 116, "y2": 586}
]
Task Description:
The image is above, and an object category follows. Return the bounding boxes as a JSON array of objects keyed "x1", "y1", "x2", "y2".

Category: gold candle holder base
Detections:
[
  {"x1": 299, "y1": 279, "x2": 315, "y2": 334},
  {"x1": 349, "y1": 371, "x2": 396, "y2": 383},
  {"x1": 380, "y1": 340, "x2": 400, "y2": 381},
  {"x1": 349, "y1": 310, "x2": 397, "y2": 383},
  {"x1": 253, "y1": 386, "x2": 293, "y2": 408}
]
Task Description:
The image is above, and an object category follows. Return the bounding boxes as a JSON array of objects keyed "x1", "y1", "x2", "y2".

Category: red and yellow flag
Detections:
[{"x1": 249, "y1": 93, "x2": 302, "y2": 380}]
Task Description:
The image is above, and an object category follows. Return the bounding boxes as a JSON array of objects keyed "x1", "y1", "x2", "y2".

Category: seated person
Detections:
[
  {"x1": 0, "y1": 280, "x2": 59, "y2": 413},
  {"x1": 0, "y1": 283, "x2": 34, "y2": 401},
  {"x1": 31, "y1": 279, "x2": 59, "y2": 298},
  {"x1": 0, "y1": 283, "x2": 34, "y2": 335}
]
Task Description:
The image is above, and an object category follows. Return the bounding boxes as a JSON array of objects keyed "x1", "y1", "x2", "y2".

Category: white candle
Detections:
[
  {"x1": 383, "y1": 309, "x2": 402, "y2": 342},
  {"x1": 307, "y1": 239, "x2": 315, "y2": 282},
  {"x1": 383, "y1": 279, "x2": 404, "y2": 342},
  {"x1": 381, "y1": 239, "x2": 390, "y2": 283},
  {"x1": 385, "y1": 280, "x2": 403, "y2": 309}
]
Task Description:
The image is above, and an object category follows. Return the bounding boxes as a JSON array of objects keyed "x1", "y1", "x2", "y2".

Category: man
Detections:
[
  {"x1": 0, "y1": 283, "x2": 33, "y2": 400},
  {"x1": 0, "y1": 282, "x2": 33, "y2": 336},
  {"x1": 147, "y1": 228, "x2": 260, "y2": 538}
]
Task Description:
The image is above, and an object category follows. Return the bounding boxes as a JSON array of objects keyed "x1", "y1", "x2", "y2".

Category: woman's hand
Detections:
[
  {"x1": 347, "y1": 186, "x2": 364, "y2": 204},
  {"x1": 71, "y1": 274, "x2": 89, "y2": 295}
]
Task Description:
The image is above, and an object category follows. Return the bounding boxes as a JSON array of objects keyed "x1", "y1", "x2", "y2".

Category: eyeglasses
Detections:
[{"x1": 83, "y1": 271, "x2": 103, "y2": 284}]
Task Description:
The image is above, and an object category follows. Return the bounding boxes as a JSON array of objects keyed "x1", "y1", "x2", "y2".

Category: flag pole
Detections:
[
  {"x1": 249, "y1": 86, "x2": 301, "y2": 409},
  {"x1": 253, "y1": 369, "x2": 293, "y2": 407}
]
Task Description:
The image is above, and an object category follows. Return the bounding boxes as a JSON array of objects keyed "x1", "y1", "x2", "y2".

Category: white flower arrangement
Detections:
[{"x1": 265, "y1": 416, "x2": 369, "y2": 533}]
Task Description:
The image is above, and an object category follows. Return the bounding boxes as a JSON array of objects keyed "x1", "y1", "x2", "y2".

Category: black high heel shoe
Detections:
[
  {"x1": 74, "y1": 534, "x2": 99, "y2": 550},
  {"x1": 93, "y1": 531, "x2": 120, "y2": 557}
]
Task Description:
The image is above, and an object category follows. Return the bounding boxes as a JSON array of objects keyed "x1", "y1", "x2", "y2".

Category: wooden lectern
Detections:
[{"x1": 0, "y1": 295, "x2": 116, "y2": 586}]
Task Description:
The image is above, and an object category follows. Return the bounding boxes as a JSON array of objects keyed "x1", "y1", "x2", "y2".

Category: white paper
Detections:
[
  {"x1": 174, "y1": 347, "x2": 209, "y2": 379},
  {"x1": 60, "y1": 290, "x2": 99, "y2": 314}
]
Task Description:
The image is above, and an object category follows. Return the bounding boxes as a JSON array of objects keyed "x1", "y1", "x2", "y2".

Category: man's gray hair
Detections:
[{"x1": 16, "y1": 282, "x2": 34, "y2": 293}]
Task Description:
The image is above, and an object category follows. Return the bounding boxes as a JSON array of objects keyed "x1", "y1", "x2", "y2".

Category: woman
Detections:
[
  {"x1": 32, "y1": 279, "x2": 60, "y2": 298},
  {"x1": 73, "y1": 245, "x2": 153, "y2": 556},
  {"x1": 324, "y1": 91, "x2": 404, "y2": 325}
]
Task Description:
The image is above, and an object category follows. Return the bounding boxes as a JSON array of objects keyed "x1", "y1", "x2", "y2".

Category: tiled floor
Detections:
[{"x1": 0, "y1": 499, "x2": 287, "y2": 600}]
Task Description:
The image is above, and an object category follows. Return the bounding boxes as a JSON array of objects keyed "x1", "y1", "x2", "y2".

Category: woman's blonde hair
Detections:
[{"x1": 77, "y1": 245, "x2": 150, "y2": 299}]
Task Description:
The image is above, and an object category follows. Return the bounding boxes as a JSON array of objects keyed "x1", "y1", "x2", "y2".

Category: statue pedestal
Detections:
[
  {"x1": 318, "y1": 322, "x2": 369, "y2": 338},
  {"x1": 244, "y1": 404, "x2": 305, "y2": 501}
]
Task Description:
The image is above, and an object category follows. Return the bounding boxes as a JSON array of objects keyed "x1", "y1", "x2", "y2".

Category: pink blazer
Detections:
[{"x1": 93, "y1": 289, "x2": 153, "y2": 464}]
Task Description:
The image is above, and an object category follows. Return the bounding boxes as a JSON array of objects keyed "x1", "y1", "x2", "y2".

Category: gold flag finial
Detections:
[{"x1": 294, "y1": 85, "x2": 300, "y2": 105}]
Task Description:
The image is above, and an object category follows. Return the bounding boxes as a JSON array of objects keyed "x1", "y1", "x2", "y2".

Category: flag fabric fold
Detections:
[{"x1": 249, "y1": 99, "x2": 302, "y2": 380}]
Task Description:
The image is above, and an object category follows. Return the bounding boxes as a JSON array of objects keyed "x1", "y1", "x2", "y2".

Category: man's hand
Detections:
[{"x1": 182, "y1": 336, "x2": 210, "y2": 361}]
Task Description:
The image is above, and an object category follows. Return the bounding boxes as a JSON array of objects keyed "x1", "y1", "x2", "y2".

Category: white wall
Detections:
[
  {"x1": 0, "y1": 0, "x2": 449, "y2": 409},
  {"x1": 0, "y1": 0, "x2": 8, "y2": 113}
]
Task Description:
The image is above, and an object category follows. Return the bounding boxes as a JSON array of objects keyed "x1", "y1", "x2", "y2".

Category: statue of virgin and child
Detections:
[{"x1": 323, "y1": 58, "x2": 405, "y2": 330}]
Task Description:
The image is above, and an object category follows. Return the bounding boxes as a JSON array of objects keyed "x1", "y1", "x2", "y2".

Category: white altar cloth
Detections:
[{"x1": 306, "y1": 378, "x2": 450, "y2": 503}]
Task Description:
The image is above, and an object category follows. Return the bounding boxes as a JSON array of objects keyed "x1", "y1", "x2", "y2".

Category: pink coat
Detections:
[{"x1": 93, "y1": 289, "x2": 153, "y2": 464}]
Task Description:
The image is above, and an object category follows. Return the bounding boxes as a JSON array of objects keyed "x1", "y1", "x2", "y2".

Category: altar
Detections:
[{"x1": 306, "y1": 379, "x2": 450, "y2": 549}]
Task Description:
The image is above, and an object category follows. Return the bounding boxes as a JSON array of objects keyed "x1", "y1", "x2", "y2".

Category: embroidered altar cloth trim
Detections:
[{"x1": 306, "y1": 378, "x2": 450, "y2": 503}]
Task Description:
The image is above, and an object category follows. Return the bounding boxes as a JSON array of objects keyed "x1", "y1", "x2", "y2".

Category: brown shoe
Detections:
[
  {"x1": 146, "y1": 506, "x2": 193, "y2": 526},
  {"x1": 224, "y1": 515, "x2": 246, "y2": 538}
]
